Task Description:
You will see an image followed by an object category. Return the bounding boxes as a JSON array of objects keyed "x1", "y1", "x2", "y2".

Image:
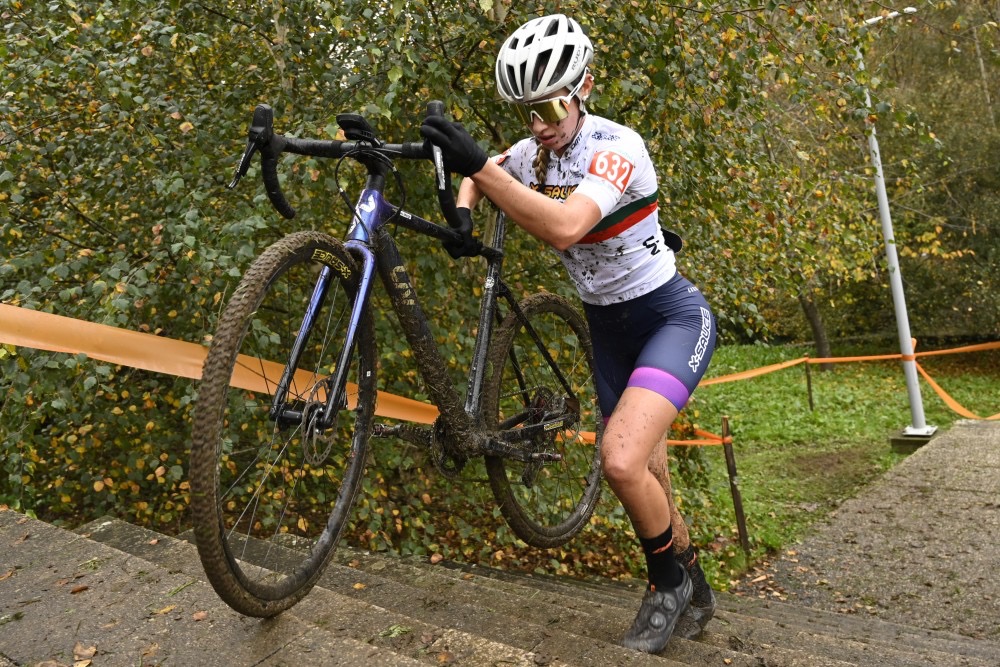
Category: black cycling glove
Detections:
[
  {"x1": 420, "y1": 116, "x2": 489, "y2": 178},
  {"x1": 443, "y1": 207, "x2": 481, "y2": 259}
]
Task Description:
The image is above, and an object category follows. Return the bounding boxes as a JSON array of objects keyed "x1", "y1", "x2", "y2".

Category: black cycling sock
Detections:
[{"x1": 640, "y1": 525, "x2": 684, "y2": 590}]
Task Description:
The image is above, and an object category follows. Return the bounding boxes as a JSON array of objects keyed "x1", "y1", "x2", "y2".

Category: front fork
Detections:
[{"x1": 269, "y1": 244, "x2": 377, "y2": 433}]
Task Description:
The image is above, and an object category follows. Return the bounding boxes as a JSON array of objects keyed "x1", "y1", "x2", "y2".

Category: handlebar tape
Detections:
[{"x1": 259, "y1": 133, "x2": 296, "y2": 220}]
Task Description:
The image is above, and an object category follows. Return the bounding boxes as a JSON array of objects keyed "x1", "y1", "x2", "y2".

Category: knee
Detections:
[{"x1": 601, "y1": 450, "x2": 644, "y2": 491}]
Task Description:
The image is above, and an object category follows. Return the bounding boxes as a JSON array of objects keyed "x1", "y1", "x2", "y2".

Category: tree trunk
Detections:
[
  {"x1": 799, "y1": 293, "x2": 834, "y2": 371},
  {"x1": 973, "y1": 25, "x2": 997, "y2": 130}
]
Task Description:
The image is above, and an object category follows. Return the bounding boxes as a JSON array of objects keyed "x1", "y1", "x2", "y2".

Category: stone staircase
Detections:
[{"x1": 2, "y1": 511, "x2": 998, "y2": 666}]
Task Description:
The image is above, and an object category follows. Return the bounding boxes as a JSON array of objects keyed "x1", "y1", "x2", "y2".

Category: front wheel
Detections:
[
  {"x1": 190, "y1": 231, "x2": 376, "y2": 617},
  {"x1": 483, "y1": 292, "x2": 603, "y2": 548}
]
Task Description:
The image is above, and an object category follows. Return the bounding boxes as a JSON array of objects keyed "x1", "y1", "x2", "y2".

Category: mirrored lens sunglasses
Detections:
[{"x1": 511, "y1": 95, "x2": 574, "y2": 125}]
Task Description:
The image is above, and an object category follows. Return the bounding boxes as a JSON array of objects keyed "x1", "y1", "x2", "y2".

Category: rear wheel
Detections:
[
  {"x1": 483, "y1": 292, "x2": 603, "y2": 548},
  {"x1": 190, "y1": 231, "x2": 376, "y2": 617}
]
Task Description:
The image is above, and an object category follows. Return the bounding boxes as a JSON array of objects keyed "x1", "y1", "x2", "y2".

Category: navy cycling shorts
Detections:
[{"x1": 583, "y1": 273, "x2": 716, "y2": 419}]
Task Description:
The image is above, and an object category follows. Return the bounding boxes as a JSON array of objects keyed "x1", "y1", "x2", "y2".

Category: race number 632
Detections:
[{"x1": 589, "y1": 150, "x2": 634, "y2": 193}]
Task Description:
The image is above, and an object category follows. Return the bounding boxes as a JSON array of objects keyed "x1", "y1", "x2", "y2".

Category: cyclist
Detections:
[{"x1": 421, "y1": 13, "x2": 717, "y2": 654}]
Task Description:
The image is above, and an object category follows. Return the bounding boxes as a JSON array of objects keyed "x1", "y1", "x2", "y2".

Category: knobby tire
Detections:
[
  {"x1": 483, "y1": 292, "x2": 603, "y2": 548},
  {"x1": 190, "y1": 231, "x2": 376, "y2": 617}
]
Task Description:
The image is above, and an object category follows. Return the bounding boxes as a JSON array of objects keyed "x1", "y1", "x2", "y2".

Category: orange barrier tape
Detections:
[
  {"x1": 915, "y1": 341, "x2": 1000, "y2": 358},
  {"x1": 695, "y1": 340, "x2": 999, "y2": 422},
  {"x1": 806, "y1": 353, "x2": 902, "y2": 363},
  {"x1": 670, "y1": 428, "x2": 725, "y2": 446},
  {"x1": 0, "y1": 304, "x2": 725, "y2": 446},
  {"x1": 700, "y1": 358, "x2": 805, "y2": 385},
  {"x1": 915, "y1": 362, "x2": 1000, "y2": 421},
  {"x1": 583, "y1": 428, "x2": 723, "y2": 448}
]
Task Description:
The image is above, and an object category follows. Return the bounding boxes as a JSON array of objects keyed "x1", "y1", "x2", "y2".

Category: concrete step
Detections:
[
  {"x1": 82, "y1": 518, "x2": 855, "y2": 666},
  {"x1": 420, "y1": 552, "x2": 1000, "y2": 666},
  {"x1": 0, "y1": 510, "x2": 426, "y2": 666},
  {"x1": 6, "y1": 511, "x2": 1000, "y2": 667},
  {"x1": 78, "y1": 518, "x2": 686, "y2": 667}
]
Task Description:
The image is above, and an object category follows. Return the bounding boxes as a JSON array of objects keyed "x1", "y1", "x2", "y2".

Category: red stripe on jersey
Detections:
[{"x1": 578, "y1": 200, "x2": 658, "y2": 244}]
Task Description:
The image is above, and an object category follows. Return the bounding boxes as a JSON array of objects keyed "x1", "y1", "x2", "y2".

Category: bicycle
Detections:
[{"x1": 189, "y1": 101, "x2": 604, "y2": 617}]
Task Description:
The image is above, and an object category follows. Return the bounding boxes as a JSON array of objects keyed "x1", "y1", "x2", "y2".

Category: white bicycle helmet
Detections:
[{"x1": 495, "y1": 14, "x2": 594, "y2": 103}]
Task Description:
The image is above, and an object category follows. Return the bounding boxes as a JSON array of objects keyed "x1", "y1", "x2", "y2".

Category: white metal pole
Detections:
[{"x1": 857, "y1": 7, "x2": 936, "y2": 436}]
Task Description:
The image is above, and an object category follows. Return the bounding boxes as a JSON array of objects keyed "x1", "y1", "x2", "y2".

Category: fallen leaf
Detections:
[
  {"x1": 153, "y1": 605, "x2": 176, "y2": 615},
  {"x1": 74, "y1": 661, "x2": 92, "y2": 667},
  {"x1": 16, "y1": 516, "x2": 28, "y2": 525},
  {"x1": 70, "y1": 585, "x2": 89, "y2": 594},
  {"x1": 0, "y1": 568, "x2": 14, "y2": 581},
  {"x1": 429, "y1": 553, "x2": 444, "y2": 564},
  {"x1": 750, "y1": 574, "x2": 768, "y2": 584},
  {"x1": 352, "y1": 582, "x2": 366, "y2": 590},
  {"x1": 74, "y1": 641, "x2": 97, "y2": 659},
  {"x1": 192, "y1": 611, "x2": 208, "y2": 621},
  {"x1": 436, "y1": 652, "x2": 455, "y2": 664},
  {"x1": 148, "y1": 538, "x2": 159, "y2": 545}
]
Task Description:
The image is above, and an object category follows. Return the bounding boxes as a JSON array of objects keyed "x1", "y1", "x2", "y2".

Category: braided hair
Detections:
[{"x1": 532, "y1": 144, "x2": 551, "y2": 185}]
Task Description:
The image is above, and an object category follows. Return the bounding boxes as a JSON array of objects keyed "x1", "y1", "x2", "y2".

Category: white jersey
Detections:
[{"x1": 496, "y1": 114, "x2": 676, "y2": 305}]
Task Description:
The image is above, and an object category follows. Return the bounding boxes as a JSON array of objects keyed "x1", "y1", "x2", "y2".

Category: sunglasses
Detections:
[{"x1": 511, "y1": 94, "x2": 575, "y2": 125}]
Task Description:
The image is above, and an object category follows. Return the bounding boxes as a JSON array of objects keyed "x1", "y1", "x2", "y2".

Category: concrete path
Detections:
[{"x1": 735, "y1": 419, "x2": 1000, "y2": 641}]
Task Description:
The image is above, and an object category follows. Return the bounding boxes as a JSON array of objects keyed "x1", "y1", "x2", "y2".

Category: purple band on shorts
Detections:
[{"x1": 627, "y1": 366, "x2": 690, "y2": 411}]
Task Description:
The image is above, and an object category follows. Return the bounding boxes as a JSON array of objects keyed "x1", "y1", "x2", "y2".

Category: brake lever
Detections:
[
  {"x1": 227, "y1": 138, "x2": 258, "y2": 189},
  {"x1": 227, "y1": 104, "x2": 275, "y2": 190}
]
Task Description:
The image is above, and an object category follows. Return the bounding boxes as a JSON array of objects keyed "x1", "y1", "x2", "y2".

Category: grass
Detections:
[{"x1": 660, "y1": 342, "x2": 1000, "y2": 589}]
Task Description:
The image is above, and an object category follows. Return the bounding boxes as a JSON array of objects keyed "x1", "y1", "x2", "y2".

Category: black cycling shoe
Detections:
[
  {"x1": 621, "y1": 568, "x2": 692, "y2": 654},
  {"x1": 673, "y1": 551, "x2": 717, "y2": 640},
  {"x1": 673, "y1": 583, "x2": 716, "y2": 639}
]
